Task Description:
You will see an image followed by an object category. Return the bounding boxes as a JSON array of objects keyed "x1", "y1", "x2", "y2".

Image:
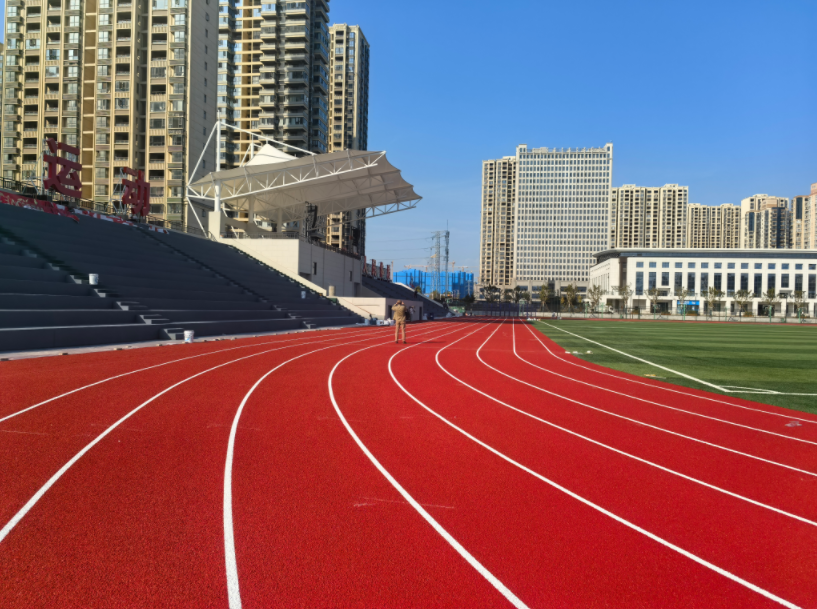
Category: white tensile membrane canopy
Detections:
[{"x1": 187, "y1": 142, "x2": 421, "y2": 225}]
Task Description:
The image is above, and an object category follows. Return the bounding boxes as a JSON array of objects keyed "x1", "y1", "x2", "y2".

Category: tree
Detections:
[
  {"x1": 793, "y1": 290, "x2": 806, "y2": 318},
  {"x1": 646, "y1": 287, "x2": 661, "y2": 315},
  {"x1": 734, "y1": 289, "x2": 752, "y2": 317},
  {"x1": 518, "y1": 289, "x2": 531, "y2": 304},
  {"x1": 615, "y1": 283, "x2": 634, "y2": 313},
  {"x1": 561, "y1": 283, "x2": 580, "y2": 313},
  {"x1": 538, "y1": 284, "x2": 554, "y2": 312},
  {"x1": 587, "y1": 284, "x2": 606, "y2": 314},
  {"x1": 675, "y1": 285, "x2": 690, "y2": 316},
  {"x1": 502, "y1": 288, "x2": 514, "y2": 303},
  {"x1": 512, "y1": 285, "x2": 525, "y2": 304},
  {"x1": 761, "y1": 289, "x2": 779, "y2": 317},
  {"x1": 462, "y1": 293, "x2": 476, "y2": 306},
  {"x1": 704, "y1": 286, "x2": 725, "y2": 317},
  {"x1": 483, "y1": 284, "x2": 500, "y2": 303}
]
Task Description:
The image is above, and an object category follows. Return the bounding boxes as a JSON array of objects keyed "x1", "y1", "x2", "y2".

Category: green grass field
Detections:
[{"x1": 531, "y1": 319, "x2": 817, "y2": 416}]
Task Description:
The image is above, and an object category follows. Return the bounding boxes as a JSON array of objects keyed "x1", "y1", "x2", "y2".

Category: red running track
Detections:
[{"x1": 1, "y1": 319, "x2": 816, "y2": 608}]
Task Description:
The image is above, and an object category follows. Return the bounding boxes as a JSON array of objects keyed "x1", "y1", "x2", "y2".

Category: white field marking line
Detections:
[
  {"x1": 498, "y1": 323, "x2": 817, "y2": 478},
  {"x1": 0, "y1": 326, "x2": 390, "y2": 425},
  {"x1": 541, "y1": 321, "x2": 728, "y2": 391},
  {"x1": 525, "y1": 324, "x2": 817, "y2": 446},
  {"x1": 222, "y1": 323, "x2": 461, "y2": 609},
  {"x1": 534, "y1": 321, "x2": 817, "y2": 423},
  {"x1": 0, "y1": 323, "x2": 447, "y2": 549},
  {"x1": 392, "y1": 325, "x2": 803, "y2": 609},
  {"x1": 328, "y1": 323, "x2": 529, "y2": 609},
  {"x1": 457, "y1": 323, "x2": 817, "y2": 528}
]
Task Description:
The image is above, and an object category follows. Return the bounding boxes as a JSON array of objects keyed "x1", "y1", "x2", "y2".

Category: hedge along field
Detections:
[{"x1": 532, "y1": 319, "x2": 817, "y2": 416}]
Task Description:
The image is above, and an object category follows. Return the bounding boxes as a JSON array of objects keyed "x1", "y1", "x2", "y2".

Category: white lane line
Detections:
[
  {"x1": 522, "y1": 323, "x2": 817, "y2": 447},
  {"x1": 0, "y1": 326, "x2": 386, "y2": 425},
  {"x1": 328, "y1": 323, "x2": 529, "y2": 609},
  {"x1": 533, "y1": 321, "x2": 817, "y2": 425},
  {"x1": 0, "y1": 323, "x2": 432, "y2": 549},
  {"x1": 537, "y1": 320, "x2": 728, "y2": 391},
  {"x1": 223, "y1": 322, "x2": 464, "y2": 609},
  {"x1": 452, "y1": 322, "x2": 817, "y2": 528},
  {"x1": 390, "y1": 324, "x2": 802, "y2": 609},
  {"x1": 488, "y1": 323, "x2": 817, "y2": 478}
]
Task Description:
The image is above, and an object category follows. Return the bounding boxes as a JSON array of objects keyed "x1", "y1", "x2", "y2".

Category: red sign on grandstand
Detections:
[
  {"x1": 0, "y1": 192, "x2": 78, "y2": 222},
  {"x1": 121, "y1": 167, "x2": 150, "y2": 218},
  {"x1": 43, "y1": 139, "x2": 82, "y2": 199}
]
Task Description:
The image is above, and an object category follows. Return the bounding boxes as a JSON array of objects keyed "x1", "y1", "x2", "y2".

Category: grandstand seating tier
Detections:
[{"x1": 0, "y1": 202, "x2": 362, "y2": 351}]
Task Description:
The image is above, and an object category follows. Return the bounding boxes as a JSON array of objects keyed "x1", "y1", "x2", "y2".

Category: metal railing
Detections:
[
  {"x1": 0, "y1": 178, "x2": 209, "y2": 239},
  {"x1": 219, "y1": 226, "x2": 362, "y2": 260}
]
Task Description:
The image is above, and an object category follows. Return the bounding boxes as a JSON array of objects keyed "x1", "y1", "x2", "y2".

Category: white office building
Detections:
[
  {"x1": 513, "y1": 143, "x2": 613, "y2": 291},
  {"x1": 590, "y1": 248, "x2": 817, "y2": 316}
]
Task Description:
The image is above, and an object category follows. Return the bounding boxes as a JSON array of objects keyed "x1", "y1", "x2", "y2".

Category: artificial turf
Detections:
[{"x1": 531, "y1": 319, "x2": 817, "y2": 416}]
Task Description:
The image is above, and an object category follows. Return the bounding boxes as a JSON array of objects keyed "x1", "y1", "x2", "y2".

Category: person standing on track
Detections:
[{"x1": 392, "y1": 300, "x2": 408, "y2": 344}]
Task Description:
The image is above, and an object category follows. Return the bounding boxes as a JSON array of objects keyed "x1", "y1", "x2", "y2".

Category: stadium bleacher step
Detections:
[
  {"x1": 161, "y1": 328, "x2": 186, "y2": 341},
  {"x1": 139, "y1": 314, "x2": 170, "y2": 325},
  {"x1": 0, "y1": 201, "x2": 362, "y2": 350},
  {"x1": 117, "y1": 301, "x2": 149, "y2": 311}
]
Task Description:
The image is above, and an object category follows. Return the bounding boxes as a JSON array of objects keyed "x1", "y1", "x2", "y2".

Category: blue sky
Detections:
[
  {"x1": 1, "y1": 2, "x2": 814, "y2": 272},
  {"x1": 331, "y1": 0, "x2": 817, "y2": 273}
]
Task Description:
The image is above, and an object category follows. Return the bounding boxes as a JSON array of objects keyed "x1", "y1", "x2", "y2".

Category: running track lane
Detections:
[
  {"x1": 503, "y1": 323, "x2": 817, "y2": 472},
  {"x1": 331, "y1": 321, "x2": 788, "y2": 607},
  {"x1": 0, "y1": 323, "x2": 452, "y2": 608},
  {"x1": 0, "y1": 326, "x2": 396, "y2": 530},
  {"x1": 0, "y1": 326, "x2": 384, "y2": 419},
  {"x1": 432, "y1": 322, "x2": 816, "y2": 606},
  {"x1": 228, "y1": 322, "x2": 513, "y2": 608},
  {"x1": 529, "y1": 320, "x2": 817, "y2": 434},
  {"x1": 479, "y1": 321, "x2": 817, "y2": 524}
]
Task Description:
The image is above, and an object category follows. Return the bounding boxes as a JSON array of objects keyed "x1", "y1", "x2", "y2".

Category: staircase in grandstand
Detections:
[{"x1": 0, "y1": 196, "x2": 362, "y2": 352}]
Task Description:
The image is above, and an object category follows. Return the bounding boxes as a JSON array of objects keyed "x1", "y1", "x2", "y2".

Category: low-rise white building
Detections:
[{"x1": 589, "y1": 248, "x2": 817, "y2": 316}]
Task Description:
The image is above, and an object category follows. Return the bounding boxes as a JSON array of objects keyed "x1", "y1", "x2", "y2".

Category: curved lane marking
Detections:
[
  {"x1": 454, "y1": 322, "x2": 817, "y2": 527},
  {"x1": 326, "y1": 322, "x2": 529, "y2": 609},
  {"x1": 0, "y1": 326, "x2": 388, "y2": 425},
  {"x1": 223, "y1": 322, "x2": 459, "y2": 609},
  {"x1": 389, "y1": 324, "x2": 801, "y2": 609},
  {"x1": 532, "y1": 320, "x2": 817, "y2": 424}
]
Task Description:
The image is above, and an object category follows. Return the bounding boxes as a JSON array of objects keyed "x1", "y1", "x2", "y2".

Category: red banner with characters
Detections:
[
  {"x1": 0, "y1": 192, "x2": 78, "y2": 222},
  {"x1": 43, "y1": 139, "x2": 82, "y2": 199},
  {"x1": 121, "y1": 167, "x2": 150, "y2": 218}
]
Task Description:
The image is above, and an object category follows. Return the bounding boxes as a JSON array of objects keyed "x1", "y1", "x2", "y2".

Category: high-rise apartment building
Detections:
[
  {"x1": 656, "y1": 184, "x2": 688, "y2": 248},
  {"x1": 322, "y1": 23, "x2": 369, "y2": 253},
  {"x1": 714, "y1": 203, "x2": 741, "y2": 248},
  {"x1": 686, "y1": 203, "x2": 740, "y2": 249},
  {"x1": 478, "y1": 156, "x2": 517, "y2": 288},
  {"x1": 1, "y1": 0, "x2": 218, "y2": 224},
  {"x1": 686, "y1": 203, "x2": 711, "y2": 249},
  {"x1": 611, "y1": 184, "x2": 687, "y2": 250},
  {"x1": 256, "y1": 0, "x2": 330, "y2": 157},
  {"x1": 610, "y1": 185, "x2": 661, "y2": 248},
  {"x1": 741, "y1": 194, "x2": 791, "y2": 249},
  {"x1": 792, "y1": 183, "x2": 817, "y2": 250},
  {"x1": 0, "y1": 42, "x2": 5, "y2": 155},
  {"x1": 514, "y1": 143, "x2": 613, "y2": 288},
  {"x1": 217, "y1": 0, "x2": 330, "y2": 169},
  {"x1": 327, "y1": 24, "x2": 368, "y2": 153}
]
